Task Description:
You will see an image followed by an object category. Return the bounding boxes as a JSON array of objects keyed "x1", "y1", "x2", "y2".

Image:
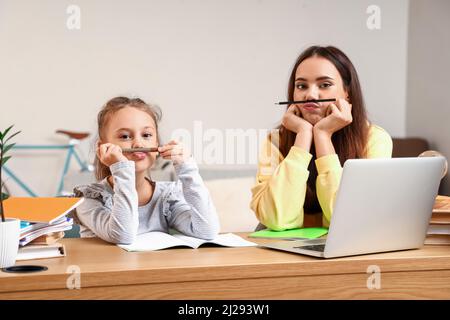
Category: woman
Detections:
[{"x1": 250, "y1": 46, "x2": 392, "y2": 230}]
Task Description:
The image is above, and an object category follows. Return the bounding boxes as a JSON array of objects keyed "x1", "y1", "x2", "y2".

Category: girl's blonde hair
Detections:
[{"x1": 94, "y1": 96, "x2": 162, "y2": 181}]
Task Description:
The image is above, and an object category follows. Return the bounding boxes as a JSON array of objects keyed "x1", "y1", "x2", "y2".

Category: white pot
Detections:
[{"x1": 0, "y1": 218, "x2": 20, "y2": 268}]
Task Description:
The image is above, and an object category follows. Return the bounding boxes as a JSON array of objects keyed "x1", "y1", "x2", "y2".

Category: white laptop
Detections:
[{"x1": 261, "y1": 156, "x2": 446, "y2": 258}]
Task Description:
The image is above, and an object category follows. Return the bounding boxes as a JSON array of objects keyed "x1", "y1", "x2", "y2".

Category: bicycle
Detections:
[{"x1": 2, "y1": 130, "x2": 94, "y2": 197}]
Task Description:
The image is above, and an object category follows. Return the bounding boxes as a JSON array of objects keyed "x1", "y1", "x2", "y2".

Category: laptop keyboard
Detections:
[{"x1": 293, "y1": 244, "x2": 326, "y2": 252}]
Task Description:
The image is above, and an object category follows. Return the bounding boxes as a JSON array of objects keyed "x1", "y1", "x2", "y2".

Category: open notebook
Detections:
[{"x1": 118, "y1": 232, "x2": 257, "y2": 252}]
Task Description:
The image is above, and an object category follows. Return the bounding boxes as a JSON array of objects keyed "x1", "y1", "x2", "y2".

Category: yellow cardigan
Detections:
[{"x1": 250, "y1": 125, "x2": 393, "y2": 230}]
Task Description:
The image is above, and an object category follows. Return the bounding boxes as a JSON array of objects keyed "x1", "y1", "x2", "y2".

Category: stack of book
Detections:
[
  {"x1": 4, "y1": 197, "x2": 84, "y2": 260},
  {"x1": 17, "y1": 219, "x2": 73, "y2": 260},
  {"x1": 20, "y1": 218, "x2": 73, "y2": 246},
  {"x1": 425, "y1": 195, "x2": 450, "y2": 245}
]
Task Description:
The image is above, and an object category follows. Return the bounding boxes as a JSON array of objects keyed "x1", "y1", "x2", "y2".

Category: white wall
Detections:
[
  {"x1": 0, "y1": 0, "x2": 409, "y2": 196},
  {"x1": 406, "y1": 0, "x2": 450, "y2": 195}
]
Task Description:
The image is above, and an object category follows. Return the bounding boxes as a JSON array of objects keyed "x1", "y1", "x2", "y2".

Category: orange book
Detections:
[
  {"x1": 425, "y1": 234, "x2": 450, "y2": 246},
  {"x1": 433, "y1": 195, "x2": 450, "y2": 213},
  {"x1": 3, "y1": 197, "x2": 84, "y2": 224},
  {"x1": 30, "y1": 231, "x2": 65, "y2": 245},
  {"x1": 430, "y1": 212, "x2": 450, "y2": 224}
]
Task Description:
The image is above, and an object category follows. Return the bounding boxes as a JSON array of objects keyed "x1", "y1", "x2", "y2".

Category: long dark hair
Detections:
[{"x1": 275, "y1": 46, "x2": 370, "y2": 212}]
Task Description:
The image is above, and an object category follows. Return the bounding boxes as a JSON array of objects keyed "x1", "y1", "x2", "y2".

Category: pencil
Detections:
[
  {"x1": 275, "y1": 98, "x2": 336, "y2": 105},
  {"x1": 122, "y1": 147, "x2": 159, "y2": 153}
]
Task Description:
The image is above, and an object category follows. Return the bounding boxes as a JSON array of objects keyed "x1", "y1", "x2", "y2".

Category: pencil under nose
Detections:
[
  {"x1": 275, "y1": 98, "x2": 336, "y2": 105},
  {"x1": 122, "y1": 147, "x2": 159, "y2": 153}
]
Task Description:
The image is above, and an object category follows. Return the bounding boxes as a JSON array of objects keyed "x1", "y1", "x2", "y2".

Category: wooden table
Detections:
[{"x1": 1, "y1": 234, "x2": 450, "y2": 299}]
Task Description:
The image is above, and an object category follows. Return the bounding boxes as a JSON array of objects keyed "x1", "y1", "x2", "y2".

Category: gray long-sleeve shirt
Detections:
[{"x1": 73, "y1": 158, "x2": 220, "y2": 244}]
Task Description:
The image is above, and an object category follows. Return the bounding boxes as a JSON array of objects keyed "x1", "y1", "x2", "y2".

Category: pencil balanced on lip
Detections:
[
  {"x1": 275, "y1": 98, "x2": 336, "y2": 105},
  {"x1": 122, "y1": 147, "x2": 159, "y2": 153}
]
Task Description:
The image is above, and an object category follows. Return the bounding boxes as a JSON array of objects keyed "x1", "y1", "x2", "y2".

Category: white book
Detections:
[
  {"x1": 19, "y1": 219, "x2": 73, "y2": 246},
  {"x1": 427, "y1": 224, "x2": 450, "y2": 235},
  {"x1": 16, "y1": 243, "x2": 66, "y2": 261},
  {"x1": 118, "y1": 232, "x2": 258, "y2": 252}
]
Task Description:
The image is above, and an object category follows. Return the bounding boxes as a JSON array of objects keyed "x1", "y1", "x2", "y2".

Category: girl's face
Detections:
[
  {"x1": 102, "y1": 106, "x2": 158, "y2": 173},
  {"x1": 293, "y1": 56, "x2": 349, "y2": 125}
]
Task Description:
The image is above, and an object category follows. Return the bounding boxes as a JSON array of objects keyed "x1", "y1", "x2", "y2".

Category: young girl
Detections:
[
  {"x1": 251, "y1": 46, "x2": 393, "y2": 231},
  {"x1": 74, "y1": 96, "x2": 220, "y2": 244}
]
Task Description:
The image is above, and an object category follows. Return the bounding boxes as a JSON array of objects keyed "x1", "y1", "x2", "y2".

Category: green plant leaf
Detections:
[
  {"x1": 1, "y1": 156, "x2": 11, "y2": 165},
  {"x1": 2, "y1": 143, "x2": 15, "y2": 155},
  {"x1": 4, "y1": 130, "x2": 21, "y2": 144},
  {"x1": 0, "y1": 125, "x2": 14, "y2": 141}
]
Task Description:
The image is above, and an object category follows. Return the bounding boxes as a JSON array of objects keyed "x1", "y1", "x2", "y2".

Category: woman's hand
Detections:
[
  {"x1": 281, "y1": 104, "x2": 313, "y2": 134},
  {"x1": 313, "y1": 98, "x2": 352, "y2": 137},
  {"x1": 158, "y1": 140, "x2": 191, "y2": 165},
  {"x1": 97, "y1": 142, "x2": 128, "y2": 167}
]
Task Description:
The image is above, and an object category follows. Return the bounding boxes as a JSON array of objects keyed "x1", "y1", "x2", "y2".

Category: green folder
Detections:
[{"x1": 249, "y1": 227, "x2": 328, "y2": 240}]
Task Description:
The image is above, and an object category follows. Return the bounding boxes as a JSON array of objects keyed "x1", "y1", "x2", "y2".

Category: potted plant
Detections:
[{"x1": 0, "y1": 125, "x2": 21, "y2": 268}]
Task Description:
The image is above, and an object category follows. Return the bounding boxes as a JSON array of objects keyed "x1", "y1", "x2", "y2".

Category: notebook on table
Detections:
[
  {"x1": 249, "y1": 227, "x2": 328, "y2": 240},
  {"x1": 118, "y1": 232, "x2": 257, "y2": 252}
]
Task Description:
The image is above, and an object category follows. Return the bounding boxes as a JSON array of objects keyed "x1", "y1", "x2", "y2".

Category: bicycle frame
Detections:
[{"x1": 2, "y1": 140, "x2": 91, "y2": 197}]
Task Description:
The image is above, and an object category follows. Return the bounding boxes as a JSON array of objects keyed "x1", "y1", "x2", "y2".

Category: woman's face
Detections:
[
  {"x1": 103, "y1": 106, "x2": 158, "y2": 173},
  {"x1": 293, "y1": 56, "x2": 348, "y2": 125}
]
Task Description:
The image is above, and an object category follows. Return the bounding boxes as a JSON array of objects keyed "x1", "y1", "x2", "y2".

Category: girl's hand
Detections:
[
  {"x1": 281, "y1": 104, "x2": 313, "y2": 134},
  {"x1": 313, "y1": 98, "x2": 352, "y2": 137},
  {"x1": 97, "y1": 142, "x2": 128, "y2": 167},
  {"x1": 158, "y1": 140, "x2": 191, "y2": 165}
]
